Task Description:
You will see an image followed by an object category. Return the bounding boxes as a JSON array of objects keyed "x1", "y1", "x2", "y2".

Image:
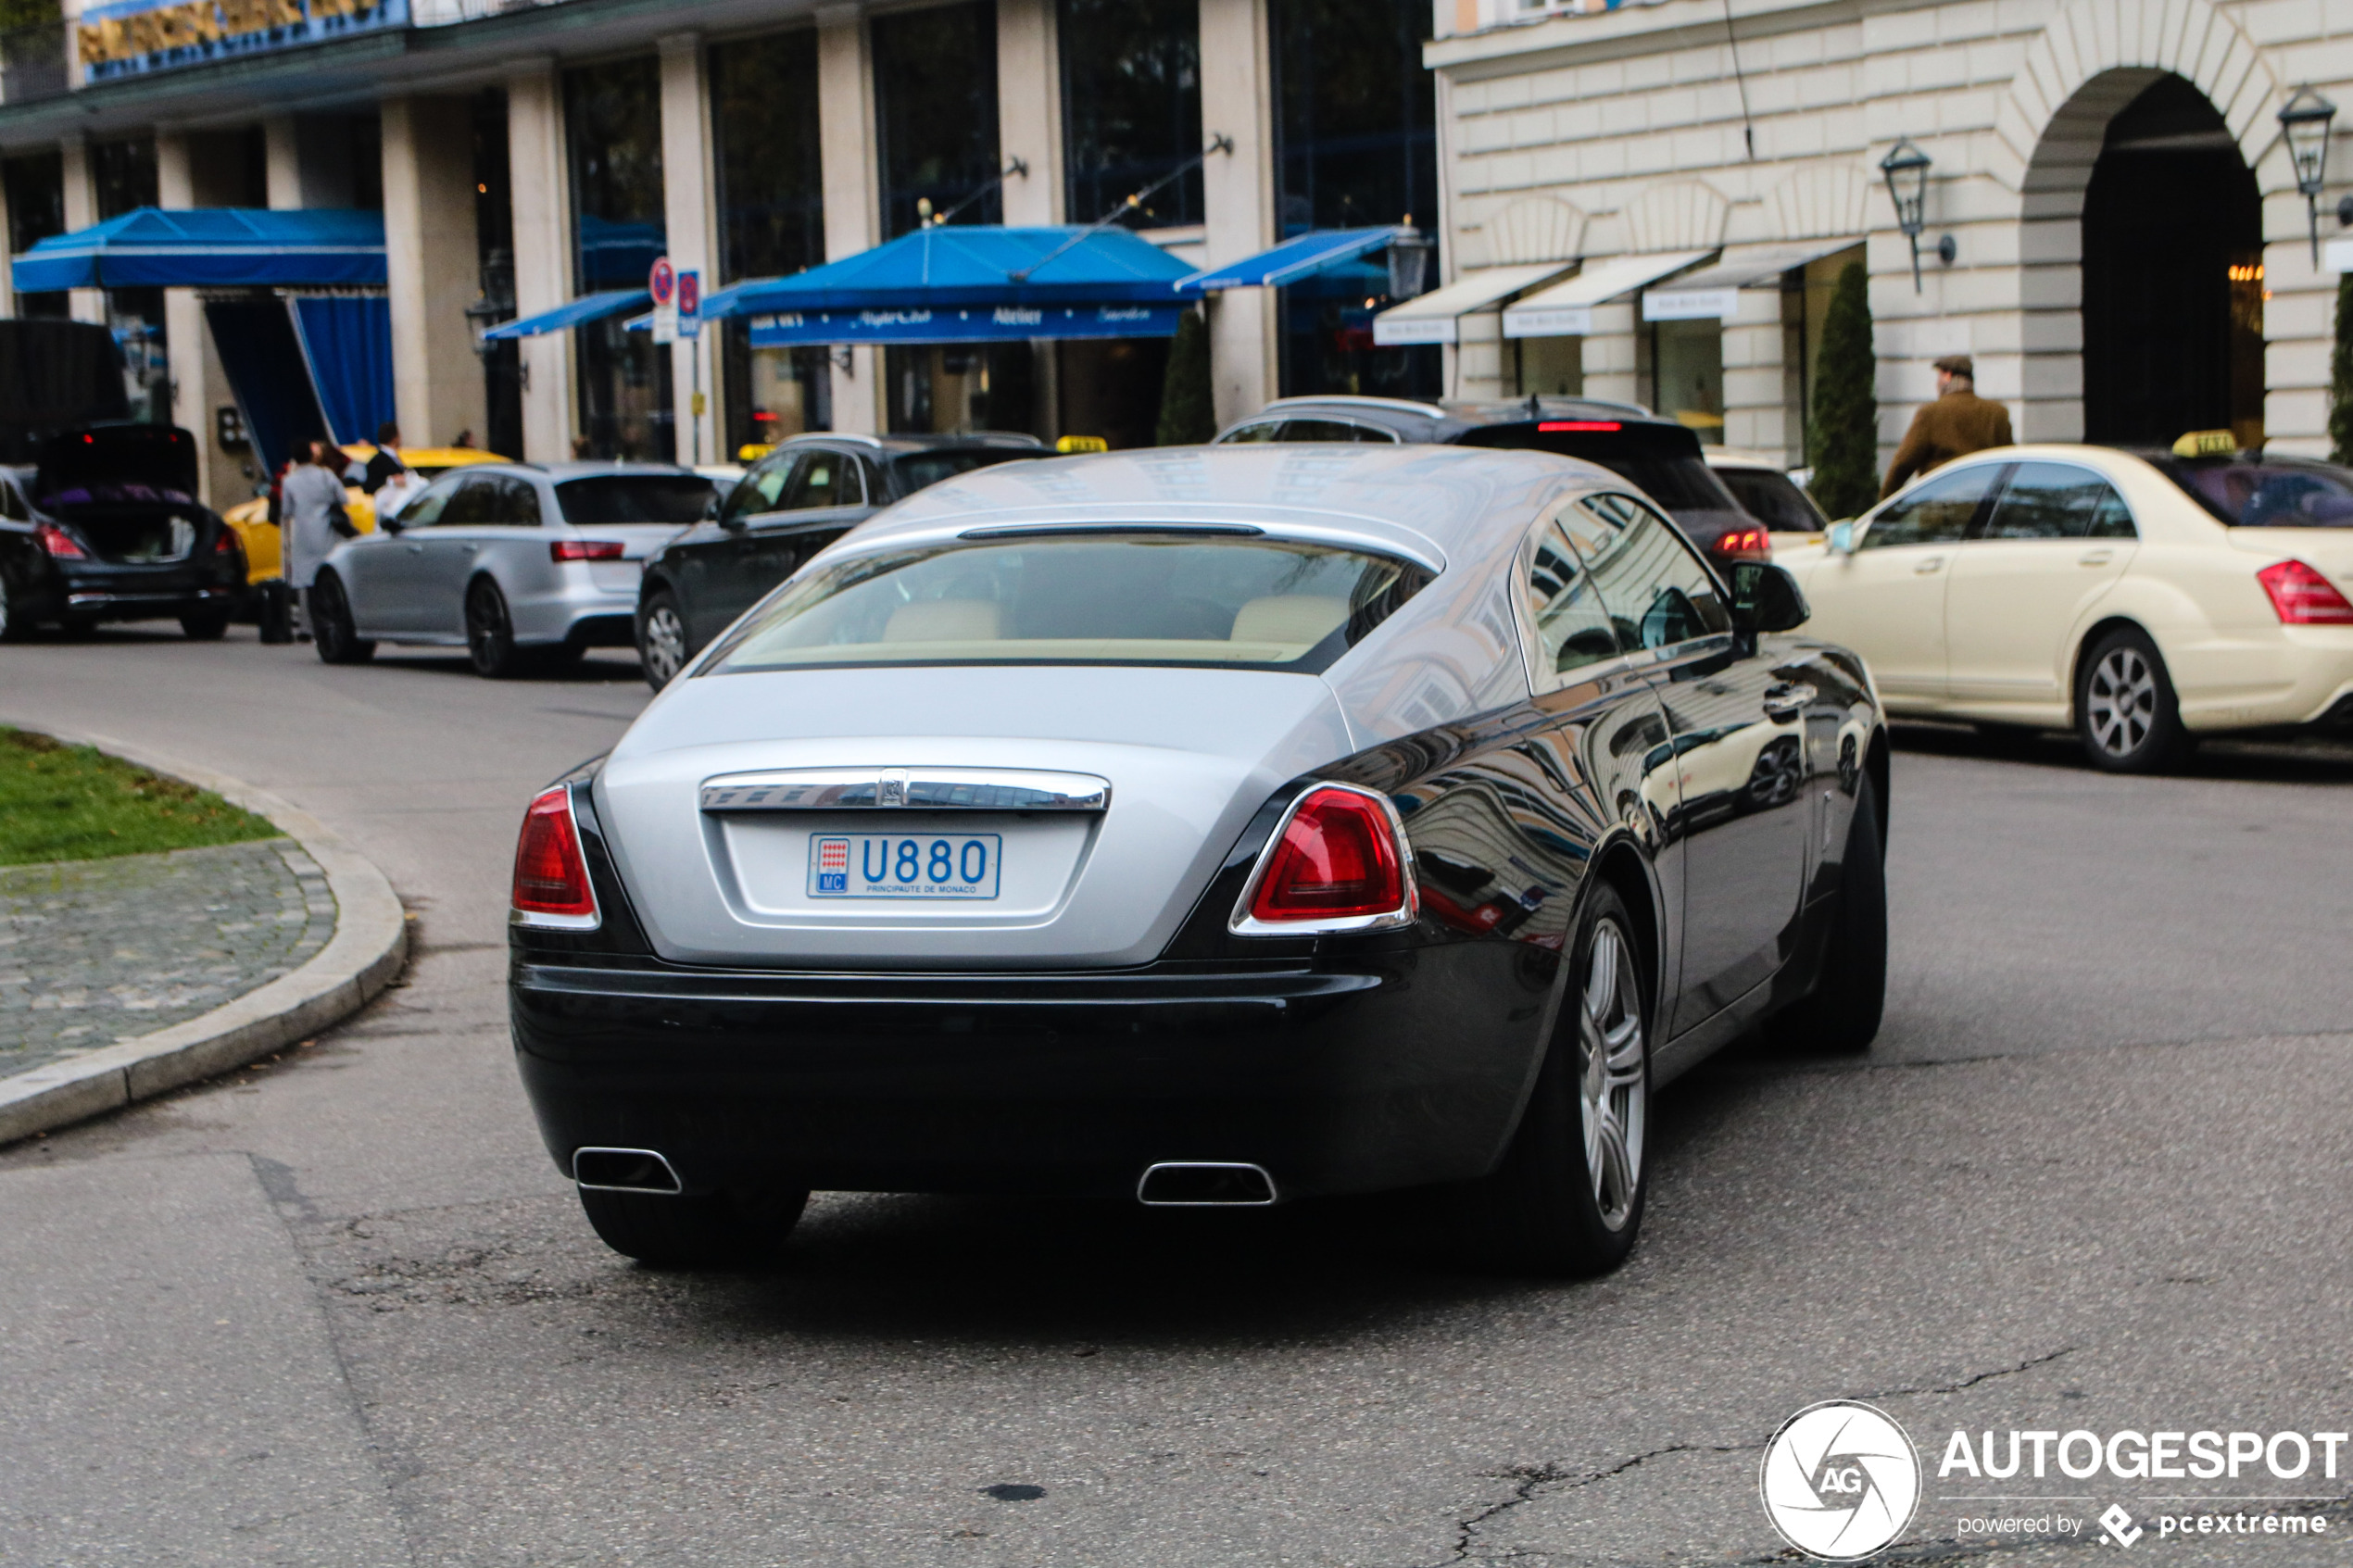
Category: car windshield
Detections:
[
  {"x1": 1715, "y1": 467, "x2": 1827, "y2": 532},
  {"x1": 2154, "y1": 458, "x2": 2353, "y2": 528},
  {"x1": 705, "y1": 533, "x2": 1432, "y2": 676},
  {"x1": 886, "y1": 448, "x2": 1037, "y2": 496},
  {"x1": 554, "y1": 475, "x2": 717, "y2": 525}
]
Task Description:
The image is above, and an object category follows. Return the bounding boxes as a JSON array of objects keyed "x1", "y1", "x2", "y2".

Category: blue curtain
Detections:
[
  {"x1": 288, "y1": 296, "x2": 396, "y2": 446},
  {"x1": 204, "y1": 299, "x2": 330, "y2": 477}
]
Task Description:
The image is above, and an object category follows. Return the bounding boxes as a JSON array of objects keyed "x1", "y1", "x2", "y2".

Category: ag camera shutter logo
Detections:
[{"x1": 1760, "y1": 1400, "x2": 1921, "y2": 1560}]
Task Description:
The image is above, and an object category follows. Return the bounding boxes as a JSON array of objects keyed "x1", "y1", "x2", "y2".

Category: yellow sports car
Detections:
[
  {"x1": 1775, "y1": 435, "x2": 2353, "y2": 771},
  {"x1": 224, "y1": 445, "x2": 509, "y2": 583}
]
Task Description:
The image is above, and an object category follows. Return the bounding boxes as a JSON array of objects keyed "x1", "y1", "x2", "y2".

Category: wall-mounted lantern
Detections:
[{"x1": 2279, "y1": 87, "x2": 2336, "y2": 266}]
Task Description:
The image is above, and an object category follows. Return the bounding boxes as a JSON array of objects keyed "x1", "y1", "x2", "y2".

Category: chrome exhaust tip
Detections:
[
  {"x1": 572, "y1": 1147, "x2": 684, "y2": 1195},
  {"x1": 1136, "y1": 1161, "x2": 1277, "y2": 1207}
]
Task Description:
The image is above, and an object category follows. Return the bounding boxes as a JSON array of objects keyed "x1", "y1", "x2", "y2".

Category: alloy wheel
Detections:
[
  {"x1": 641, "y1": 602, "x2": 686, "y2": 686},
  {"x1": 1577, "y1": 915, "x2": 1647, "y2": 1232},
  {"x1": 468, "y1": 582, "x2": 512, "y2": 675},
  {"x1": 2085, "y1": 646, "x2": 2158, "y2": 759}
]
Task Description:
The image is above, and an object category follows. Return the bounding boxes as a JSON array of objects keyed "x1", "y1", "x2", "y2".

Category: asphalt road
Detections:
[{"x1": 3, "y1": 627, "x2": 2349, "y2": 1568}]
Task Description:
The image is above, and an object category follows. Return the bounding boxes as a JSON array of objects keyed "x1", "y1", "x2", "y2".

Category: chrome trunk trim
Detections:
[{"x1": 699, "y1": 767, "x2": 1111, "y2": 813}]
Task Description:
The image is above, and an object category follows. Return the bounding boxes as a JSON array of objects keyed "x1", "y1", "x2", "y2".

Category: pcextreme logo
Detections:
[{"x1": 1759, "y1": 1401, "x2": 1922, "y2": 1561}]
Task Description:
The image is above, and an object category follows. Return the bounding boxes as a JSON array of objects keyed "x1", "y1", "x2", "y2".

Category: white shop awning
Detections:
[
  {"x1": 1501, "y1": 250, "x2": 1712, "y2": 338},
  {"x1": 1640, "y1": 238, "x2": 1863, "y2": 322},
  {"x1": 1371, "y1": 262, "x2": 1573, "y2": 346}
]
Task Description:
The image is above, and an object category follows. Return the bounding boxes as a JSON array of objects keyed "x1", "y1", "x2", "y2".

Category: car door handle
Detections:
[
  {"x1": 2079, "y1": 549, "x2": 2114, "y2": 566},
  {"x1": 1762, "y1": 684, "x2": 1810, "y2": 721},
  {"x1": 404, "y1": 543, "x2": 423, "y2": 554},
  {"x1": 1913, "y1": 556, "x2": 1945, "y2": 574}
]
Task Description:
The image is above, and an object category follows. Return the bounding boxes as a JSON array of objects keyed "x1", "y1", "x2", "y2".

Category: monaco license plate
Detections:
[{"x1": 808, "y1": 833, "x2": 1002, "y2": 899}]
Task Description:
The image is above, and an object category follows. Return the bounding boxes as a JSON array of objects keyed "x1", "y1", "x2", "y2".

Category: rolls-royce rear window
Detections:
[{"x1": 705, "y1": 533, "x2": 1432, "y2": 676}]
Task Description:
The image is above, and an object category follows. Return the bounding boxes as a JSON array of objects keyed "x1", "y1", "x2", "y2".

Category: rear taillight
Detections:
[
  {"x1": 1538, "y1": 420, "x2": 1620, "y2": 432},
  {"x1": 511, "y1": 784, "x2": 599, "y2": 927},
  {"x1": 36, "y1": 522, "x2": 86, "y2": 559},
  {"x1": 2258, "y1": 559, "x2": 2353, "y2": 625},
  {"x1": 1233, "y1": 784, "x2": 1416, "y2": 935},
  {"x1": 550, "y1": 539, "x2": 626, "y2": 562},
  {"x1": 1713, "y1": 525, "x2": 1771, "y2": 560},
  {"x1": 213, "y1": 528, "x2": 239, "y2": 556}
]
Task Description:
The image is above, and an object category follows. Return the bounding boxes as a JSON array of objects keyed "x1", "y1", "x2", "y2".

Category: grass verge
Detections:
[{"x1": 0, "y1": 727, "x2": 279, "y2": 866}]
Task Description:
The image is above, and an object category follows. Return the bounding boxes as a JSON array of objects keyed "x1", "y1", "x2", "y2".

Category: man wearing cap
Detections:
[{"x1": 1881, "y1": 355, "x2": 2014, "y2": 497}]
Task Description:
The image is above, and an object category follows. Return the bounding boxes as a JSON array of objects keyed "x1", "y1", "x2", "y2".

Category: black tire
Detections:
[
  {"x1": 577, "y1": 1185, "x2": 810, "y2": 1269},
  {"x1": 180, "y1": 609, "x2": 230, "y2": 640},
  {"x1": 465, "y1": 577, "x2": 522, "y2": 678},
  {"x1": 2075, "y1": 626, "x2": 2191, "y2": 773},
  {"x1": 0, "y1": 585, "x2": 25, "y2": 643},
  {"x1": 636, "y1": 588, "x2": 689, "y2": 691},
  {"x1": 310, "y1": 573, "x2": 376, "y2": 664},
  {"x1": 1455, "y1": 881, "x2": 1651, "y2": 1277},
  {"x1": 1775, "y1": 775, "x2": 1886, "y2": 1054}
]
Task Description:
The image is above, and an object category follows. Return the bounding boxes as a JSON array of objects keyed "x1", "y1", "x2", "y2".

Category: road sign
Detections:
[
  {"x1": 650, "y1": 256, "x2": 678, "y2": 345},
  {"x1": 678, "y1": 270, "x2": 699, "y2": 327}
]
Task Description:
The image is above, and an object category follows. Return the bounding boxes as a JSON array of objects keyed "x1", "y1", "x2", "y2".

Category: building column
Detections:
[
  {"x1": 816, "y1": 4, "x2": 881, "y2": 433},
  {"x1": 658, "y1": 35, "x2": 719, "y2": 466},
  {"x1": 1720, "y1": 288, "x2": 1789, "y2": 461},
  {"x1": 157, "y1": 131, "x2": 252, "y2": 510},
  {"x1": 0, "y1": 161, "x2": 14, "y2": 321},
  {"x1": 995, "y1": 0, "x2": 1061, "y2": 225},
  {"x1": 60, "y1": 136, "x2": 105, "y2": 325},
  {"x1": 507, "y1": 60, "x2": 574, "y2": 464},
  {"x1": 1198, "y1": 0, "x2": 1276, "y2": 424},
  {"x1": 1581, "y1": 303, "x2": 1640, "y2": 408},
  {"x1": 382, "y1": 97, "x2": 488, "y2": 453}
]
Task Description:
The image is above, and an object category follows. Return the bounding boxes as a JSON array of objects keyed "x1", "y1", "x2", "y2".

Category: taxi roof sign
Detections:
[{"x1": 2172, "y1": 429, "x2": 2237, "y2": 458}]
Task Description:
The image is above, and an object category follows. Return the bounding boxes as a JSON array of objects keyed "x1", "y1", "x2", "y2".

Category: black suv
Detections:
[
  {"x1": 634, "y1": 432, "x2": 1046, "y2": 689},
  {"x1": 1216, "y1": 395, "x2": 1761, "y2": 561}
]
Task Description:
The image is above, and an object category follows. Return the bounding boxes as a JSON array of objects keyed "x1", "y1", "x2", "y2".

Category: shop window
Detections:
[
  {"x1": 565, "y1": 57, "x2": 671, "y2": 461},
  {"x1": 1789, "y1": 245, "x2": 1862, "y2": 463},
  {"x1": 472, "y1": 89, "x2": 522, "y2": 459},
  {"x1": 873, "y1": 2, "x2": 1000, "y2": 239},
  {"x1": 1514, "y1": 335, "x2": 1583, "y2": 398},
  {"x1": 1643, "y1": 318, "x2": 1724, "y2": 445},
  {"x1": 711, "y1": 29, "x2": 829, "y2": 456},
  {"x1": 1269, "y1": 0, "x2": 1438, "y2": 399},
  {"x1": 887, "y1": 344, "x2": 1035, "y2": 437},
  {"x1": 1060, "y1": 0, "x2": 1201, "y2": 227},
  {"x1": 724, "y1": 321, "x2": 832, "y2": 456},
  {"x1": 4, "y1": 149, "x2": 67, "y2": 319},
  {"x1": 90, "y1": 136, "x2": 156, "y2": 220}
]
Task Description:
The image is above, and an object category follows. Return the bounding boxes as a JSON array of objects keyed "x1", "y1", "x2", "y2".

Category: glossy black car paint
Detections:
[
  {"x1": 1219, "y1": 396, "x2": 1758, "y2": 557},
  {"x1": 0, "y1": 425, "x2": 244, "y2": 633},
  {"x1": 639, "y1": 433, "x2": 1046, "y2": 659},
  {"x1": 510, "y1": 631, "x2": 1885, "y2": 1202}
]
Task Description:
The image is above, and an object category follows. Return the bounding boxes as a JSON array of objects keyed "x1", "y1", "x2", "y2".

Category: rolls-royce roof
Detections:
[{"x1": 862, "y1": 443, "x2": 1619, "y2": 567}]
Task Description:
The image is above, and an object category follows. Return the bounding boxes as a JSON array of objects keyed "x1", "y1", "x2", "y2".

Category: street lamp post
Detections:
[
  {"x1": 2277, "y1": 87, "x2": 2336, "y2": 267},
  {"x1": 1880, "y1": 138, "x2": 1932, "y2": 293}
]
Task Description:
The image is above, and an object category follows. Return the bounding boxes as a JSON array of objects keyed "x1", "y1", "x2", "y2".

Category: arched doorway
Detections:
[{"x1": 2080, "y1": 75, "x2": 2265, "y2": 446}]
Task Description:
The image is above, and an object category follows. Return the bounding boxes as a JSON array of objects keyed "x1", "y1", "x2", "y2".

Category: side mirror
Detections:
[
  {"x1": 1730, "y1": 561, "x2": 1810, "y2": 634},
  {"x1": 1826, "y1": 521, "x2": 1856, "y2": 555},
  {"x1": 378, "y1": 514, "x2": 402, "y2": 536}
]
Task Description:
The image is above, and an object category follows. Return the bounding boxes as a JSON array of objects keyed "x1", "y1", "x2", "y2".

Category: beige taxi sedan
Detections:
[{"x1": 1774, "y1": 439, "x2": 2353, "y2": 771}]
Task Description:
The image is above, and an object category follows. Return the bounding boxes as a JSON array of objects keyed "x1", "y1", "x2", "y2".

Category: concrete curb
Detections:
[{"x1": 0, "y1": 728, "x2": 409, "y2": 1146}]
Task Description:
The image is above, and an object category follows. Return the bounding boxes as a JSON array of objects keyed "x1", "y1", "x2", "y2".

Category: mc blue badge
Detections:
[{"x1": 810, "y1": 834, "x2": 1003, "y2": 899}]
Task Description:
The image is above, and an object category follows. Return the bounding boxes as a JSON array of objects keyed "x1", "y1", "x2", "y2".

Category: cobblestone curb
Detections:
[{"x1": 0, "y1": 728, "x2": 409, "y2": 1145}]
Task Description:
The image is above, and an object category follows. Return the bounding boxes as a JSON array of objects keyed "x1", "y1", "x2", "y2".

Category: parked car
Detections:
[
  {"x1": 634, "y1": 431, "x2": 1047, "y2": 689},
  {"x1": 1214, "y1": 395, "x2": 1764, "y2": 563},
  {"x1": 307, "y1": 461, "x2": 716, "y2": 677},
  {"x1": 1775, "y1": 438, "x2": 2353, "y2": 771},
  {"x1": 508, "y1": 444, "x2": 1889, "y2": 1274},
  {"x1": 1705, "y1": 447, "x2": 1830, "y2": 550},
  {"x1": 0, "y1": 423, "x2": 245, "y2": 641},
  {"x1": 222, "y1": 445, "x2": 511, "y2": 586}
]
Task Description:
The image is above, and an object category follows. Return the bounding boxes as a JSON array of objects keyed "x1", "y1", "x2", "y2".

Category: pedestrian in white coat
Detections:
[{"x1": 281, "y1": 441, "x2": 352, "y2": 637}]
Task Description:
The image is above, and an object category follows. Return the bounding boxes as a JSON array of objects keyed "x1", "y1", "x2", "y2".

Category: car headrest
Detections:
[{"x1": 1230, "y1": 595, "x2": 1349, "y2": 646}]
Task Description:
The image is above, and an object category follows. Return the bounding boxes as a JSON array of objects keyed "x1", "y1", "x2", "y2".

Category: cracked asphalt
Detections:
[{"x1": 2, "y1": 630, "x2": 2350, "y2": 1567}]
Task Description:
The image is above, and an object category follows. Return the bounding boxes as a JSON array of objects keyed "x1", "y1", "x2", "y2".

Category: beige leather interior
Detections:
[
  {"x1": 1230, "y1": 595, "x2": 1350, "y2": 646},
  {"x1": 884, "y1": 600, "x2": 1002, "y2": 642}
]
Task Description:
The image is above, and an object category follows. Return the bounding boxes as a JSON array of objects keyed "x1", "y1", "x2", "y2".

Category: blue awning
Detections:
[
  {"x1": 289, "y1": 296, "x2": 396, "y2": 446},
  {"x1": 577, "y1": 215, "x2": 666, "y2": 291},
  {"x1": 720, "y1": 225, "x2": 1196, "y2": 318},
  {"x1": 482, "y1": 290, "x2": 650, "y2": 341},
  {"x1": 1171, "y1": 227, "x2": 1415, "y2": 296},
  {"x1": 13, "y1": 207, "x2": 386, "y2": 291}
]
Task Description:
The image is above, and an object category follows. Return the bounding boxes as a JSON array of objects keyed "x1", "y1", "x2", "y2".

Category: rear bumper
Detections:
[
  {"x1": 34, "y1": 576, "x2": 242, "y2": 623},
  {"x1": 510, "y1": 942, "x2": 1552, "y2": 1200},
  {"x1": 513, "y1": 570, "x2": 646, "y2": 646}
]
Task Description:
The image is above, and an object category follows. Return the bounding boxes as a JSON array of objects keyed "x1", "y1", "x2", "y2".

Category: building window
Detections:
[
  {"x1": 89, "y1": 136, "x2": 166, "y2": 422},
  {"x1": 4, "y1": 149, "x2": 67, "y2": 319},
  {"x1": 1513, "y1": 335, "x2": 1583, "y2": 399},
  {"x1": 1642, "y1": 317, "x2": 1724, "y2": 445},
  {"x1": 90, "y1": 136, "x2": 157, "y2": 219},
  {"x1": 1059, "y1": 0, "x2": 1200, "y2": 227},
  {"x1": 711, "y1": 28, "x2": 831, "y2": 455},
  {"x1": 873, "y1": 1, "x2": 1000, "y2": 239},
  {"x1": 565, "y1": 57, "x2": 672, "y2": 461},
  {"x1": 473, "y1": 89, "x2": 522, "y2": 459},
  {"x1": 1269, "y1": 0, "x2": 1439, "y2": 399}
]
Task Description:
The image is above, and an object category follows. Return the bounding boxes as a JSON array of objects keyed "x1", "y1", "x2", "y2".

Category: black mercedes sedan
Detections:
[
  {"x1": 0, "y1": 424, "x2": 244, "y2": 640},
  {"x1": 632, "y1": 431, "x2": 1044, "y2": 688},
  {"x1": 1216, "y1": 395, "x2": 1768, "y2": 565},
  {"x1": 510, "y1": 445, "x2": 1890, "y2": 1276}
]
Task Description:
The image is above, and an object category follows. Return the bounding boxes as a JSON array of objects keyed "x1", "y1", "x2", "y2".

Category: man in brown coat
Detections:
[{"x1": 1880, "y1": 355, "x2": 2014, "y2": 497}]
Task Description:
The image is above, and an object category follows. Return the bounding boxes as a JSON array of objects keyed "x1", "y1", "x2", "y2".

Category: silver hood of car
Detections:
[{"x1": 597, "y1": 665, "x2": 1356, "y2": 968}]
